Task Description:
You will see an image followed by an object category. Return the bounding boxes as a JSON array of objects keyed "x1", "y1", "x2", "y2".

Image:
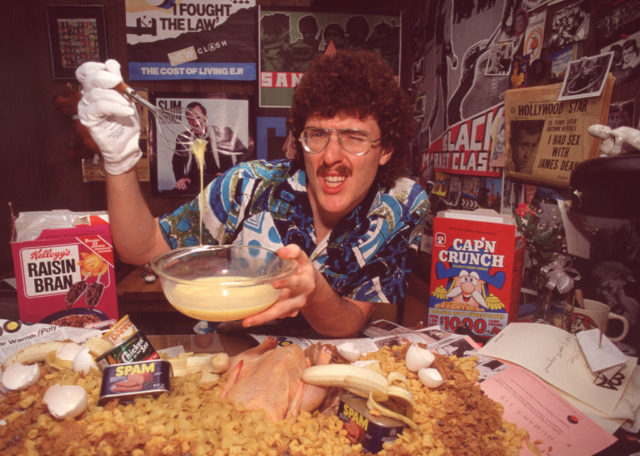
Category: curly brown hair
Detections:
[{"x1": 288, "y1": 50, "x2": 415, "y2": 189}]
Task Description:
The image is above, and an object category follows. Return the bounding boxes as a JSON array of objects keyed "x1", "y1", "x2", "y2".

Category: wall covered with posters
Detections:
[
  {"x1": 255, "y1": 5, "x2": 403, "y2": 159},
  {"x1": 258, "y1": 7, "x2": 401, "y2": 108},
  {"x1": 408, "y1": 0, "x2": 640, "y2": 354},
  {"x1": 0, "y1": 0, "x2": 412, "y2": 276}
]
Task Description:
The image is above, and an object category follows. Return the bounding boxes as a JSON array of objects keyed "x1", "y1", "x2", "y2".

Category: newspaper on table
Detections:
[
  {"x1": 252, "y1": 319, "x2": 508, "y2": 383},
  {"x1": 0, "y1": 319, "x2": 102, "y2": 367}
]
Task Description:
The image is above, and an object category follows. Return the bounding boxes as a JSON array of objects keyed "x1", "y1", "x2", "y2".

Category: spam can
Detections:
[
  {"x1": 338, "y1": 393, "x2": 404, "y2": 453},
  {"x1": 99, "y1": 359, "x2": 171, "y2": 405}
]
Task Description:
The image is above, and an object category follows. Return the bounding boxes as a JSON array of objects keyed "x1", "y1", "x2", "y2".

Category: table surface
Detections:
[
  {"x1": 117, "y1": 266, "x2": 163, "y2": 298},
  {"x1": 147, "y1": 333, "x2": 257, "y2": 356}
]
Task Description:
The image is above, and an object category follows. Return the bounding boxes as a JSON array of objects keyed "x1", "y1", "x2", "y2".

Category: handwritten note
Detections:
[
  {"x1": 479, "y1": 323, "x2": 636, "y2": 416},
  {"x1": 577, "y1": 328, "x2": 629, "y2": 373}
]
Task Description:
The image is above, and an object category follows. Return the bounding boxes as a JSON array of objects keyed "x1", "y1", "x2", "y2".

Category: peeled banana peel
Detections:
[
  {"x1": 302, "y1": 364, "x2": 420, "y2": 431},
  {"x1": 3, "y1": 341, "x2": 65, "y2": 368},
  {"x1": 167, "y1": 351, "x2": 230, "y2": 385},
  {"x1": 84, "y1": 337, "x2": 114, "y2": 358}
]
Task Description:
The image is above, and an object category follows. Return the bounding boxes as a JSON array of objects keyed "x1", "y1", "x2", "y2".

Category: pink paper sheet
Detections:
[{"x1": 481, "y1": 364, "x2": 617, "y2": 455}]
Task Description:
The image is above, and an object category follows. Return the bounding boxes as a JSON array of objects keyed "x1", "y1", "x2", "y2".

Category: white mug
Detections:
[{"x1": 563, "y1": 299, "x2": 630, "y2": 342}]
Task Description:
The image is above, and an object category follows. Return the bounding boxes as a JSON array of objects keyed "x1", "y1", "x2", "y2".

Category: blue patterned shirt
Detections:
[{"x1": 159, "y1": 159, "x2": 428, "y2": 305}]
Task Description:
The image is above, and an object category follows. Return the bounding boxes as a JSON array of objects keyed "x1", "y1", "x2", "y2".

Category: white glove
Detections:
[{"x1": 76, "y1": 60, "x2": 142, "y2": 175}]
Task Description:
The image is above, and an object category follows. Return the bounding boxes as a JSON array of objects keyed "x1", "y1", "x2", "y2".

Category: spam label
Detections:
[
  {"x1": 99, "y1": 359, "x2": 171, "y2": 405},
  {"x1": 338, "y1": 393, "x2": 404, "y2": 453},
  {"x1": 96, "y1": 330, "x2": 158, "y2": 369}
]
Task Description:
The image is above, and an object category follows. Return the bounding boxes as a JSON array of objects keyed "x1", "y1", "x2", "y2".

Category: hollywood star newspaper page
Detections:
[{"x1": 504, "y1": 75, "x2": 614, "y2": 187}]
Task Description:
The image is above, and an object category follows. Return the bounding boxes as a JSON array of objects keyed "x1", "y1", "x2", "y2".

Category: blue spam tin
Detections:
[{"x1": 98, "y1": 359, "x2": 171, "y2": 405}]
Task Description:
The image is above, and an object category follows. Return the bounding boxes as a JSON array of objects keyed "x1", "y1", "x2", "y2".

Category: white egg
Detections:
[
  {"x1": 72, "y1": 347, "x2": 98, "y2": 374},
  {"x1": 1, "y1": 363, "x2": 40, "y2": 390},
  {"x1": 405, "y1": 344, "x2": 435, "y2": 372},
  {"x1": 43, "y1": 384, "x2": 88, "y2": 419},
  {"x1": 418, "y1": 367, "x2": 444, "y2": 388},
  {"x1": 337, "y1": 342, "x2": 361, "y2": 362},
  {"x1": 56, "y1": 342, "x2": 84, "y2": 362}
]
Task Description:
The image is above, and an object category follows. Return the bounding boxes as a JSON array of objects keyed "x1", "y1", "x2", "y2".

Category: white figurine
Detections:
[{"x1": 587, "y1": 124, "x2": 640, "y2": 157}]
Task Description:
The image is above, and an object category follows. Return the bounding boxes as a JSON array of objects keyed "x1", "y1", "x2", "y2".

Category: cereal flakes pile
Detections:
[{"x1": 364, "y1": 344, "x2": 529, "y2": 456}]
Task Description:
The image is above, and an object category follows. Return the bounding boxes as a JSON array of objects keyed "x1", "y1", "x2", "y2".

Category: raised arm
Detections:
[{"x1": 76, "y1": 60, "x2": 169, "y2": 264}]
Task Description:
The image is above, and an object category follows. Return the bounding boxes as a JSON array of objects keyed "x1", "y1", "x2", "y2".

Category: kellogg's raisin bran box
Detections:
[
  {"x1": 428, "y1": 209, "x2": 524, "y2": 338},
  {"x1": 11, "y1": 213, "x2": 119, "y2": 326}
]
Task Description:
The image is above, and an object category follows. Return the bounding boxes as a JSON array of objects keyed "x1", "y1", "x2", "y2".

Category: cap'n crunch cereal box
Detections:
[{"x1": 428, "y1": 210, "x2": 524, "y2": 337}]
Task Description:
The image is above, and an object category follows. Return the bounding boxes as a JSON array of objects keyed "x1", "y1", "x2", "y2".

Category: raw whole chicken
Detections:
[{"x1": 219, "y1": 336, "x2": 332, "y2": 421}]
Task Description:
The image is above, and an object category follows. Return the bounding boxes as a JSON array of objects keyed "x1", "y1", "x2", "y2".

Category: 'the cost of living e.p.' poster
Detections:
[{"x1": 125, "y1": 0, "x2": 257, "y2": 81}]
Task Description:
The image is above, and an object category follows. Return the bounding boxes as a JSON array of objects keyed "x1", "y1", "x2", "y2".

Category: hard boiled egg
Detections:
[
  {"x1": 72, "y1": 347, "x2": 98, "y2": 374},
  {"x1": 405, "y1": 343, "x2": 435, "y2": 372},
  {"x1": 418, "y1": 367, "x2": 444, "y2": 388},
  {"x1": 56, "y1": 342, "x2": 84, "y2": 362},
  {"x1": 337, "y1": 342, "x2": 361, "y2": 362},
  {"x1": 1, "y1": 363, "x2": 40, "y2": 390},
  {"x1": 43, "y1": 384, "x2": 88, "y2": 419}
]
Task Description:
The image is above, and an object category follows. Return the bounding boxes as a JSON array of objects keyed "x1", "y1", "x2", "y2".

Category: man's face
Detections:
[
  {"x1": 324, "y1": 29, "x2": 344, "y2": 48},
  {"x1": 512, "y1": 130, "x2": 540, "y2": 171},
  {"x1": 186, "y1": 106, "x2": 207, "y2": 135},
  {"x1": 302, "y1": 115, "x2": 392, "y2": 226},
  {"x1": 623, "y1": 46, "x2": 636, "y2": 65}
]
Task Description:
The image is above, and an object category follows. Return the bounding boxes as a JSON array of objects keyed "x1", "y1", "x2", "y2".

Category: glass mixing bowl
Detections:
[{"x1": 150, "y1": 245, "x2": 297, "y2": 321}]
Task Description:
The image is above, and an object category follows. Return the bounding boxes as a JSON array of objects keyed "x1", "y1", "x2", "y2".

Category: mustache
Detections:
[{"x1": 317, "y1": 164, "x2": 352, "y2": 177}]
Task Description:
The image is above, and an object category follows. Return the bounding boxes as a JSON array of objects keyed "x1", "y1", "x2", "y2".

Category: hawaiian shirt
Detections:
[{"x1": 158, "y1": 159, "x2": 429, "y2": 305}]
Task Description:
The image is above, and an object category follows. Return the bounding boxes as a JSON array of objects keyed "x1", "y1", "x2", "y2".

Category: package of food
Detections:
[
  {"x1": 98, "y1": 360, "x2": 171, "y2": 405},
  {"x1": 96, "y1": 329, "x2": 159, "y2": 369},
  {"x1": 10, "y1": 210, "x2": 119, "y2": 326},
  {"x1": 337, "y1": 393, "x2": 404, "y2": 453},
  {"x1": 103, "y1": 314, "x2": 137, "y2": 346},
  {"x1": 428, "y1": 209, "x2": 525, "y2": 337}
]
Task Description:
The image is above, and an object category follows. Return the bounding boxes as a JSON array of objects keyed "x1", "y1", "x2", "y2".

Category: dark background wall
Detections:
[{"x1": 0, "y1": 0, "x2": 412, "y2": 276}]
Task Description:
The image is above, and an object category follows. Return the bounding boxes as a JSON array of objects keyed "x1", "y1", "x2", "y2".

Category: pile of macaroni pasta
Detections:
[{"x1": 0, "y1": 343, "x2": 530, "y2": 456}]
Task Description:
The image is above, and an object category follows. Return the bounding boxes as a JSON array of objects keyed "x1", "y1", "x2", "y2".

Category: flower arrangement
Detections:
[
  {"x1": 514, "y1": 202, "x2": 567, "y2": 288},
  {"x1": 513, "y1": 202, "x2": 571, "y2": 321}
]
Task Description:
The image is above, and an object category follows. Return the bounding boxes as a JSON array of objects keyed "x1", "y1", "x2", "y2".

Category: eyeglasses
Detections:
[{"x1": 299, "y1": 127, "x2": 382, "y2": 156}]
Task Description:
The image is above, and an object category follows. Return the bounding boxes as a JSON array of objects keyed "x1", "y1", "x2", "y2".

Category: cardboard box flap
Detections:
[
  {"x1": 437, "y1": 208, "x2": 515, "y2": 225},
  {"x1": 12, "y1": 210, "x2": 109, "y2": 242}
]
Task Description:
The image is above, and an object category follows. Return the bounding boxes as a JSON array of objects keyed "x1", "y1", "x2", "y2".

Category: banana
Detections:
[
  {"x1": 186, "y1": 354, "x2": 214, "y2": 374},
  {"x1": 84, "y1": 337, "x2": 114, "y2": 358},
  {"x1": 3, "y1": 341, "x2": 65, "y2": 368},
  {"x1": 303, "y1": 363, "x2": 420, "y2": 432},
  {"x1": 167, "y1": 356, "x2": 189, "y2": 377},
  {"x1": 45, "y1": 350, "x2": 72, "y2": 371},
  {"x1": 302, "y1": 364, "x2": 389, "y2": 397},
  {"x1": 167, "y1": 352, "x2": 230, "y2": 378},
  {"x1": 368, "y1": 391, "x2": 420, "y2": 431},
  {"x1": 210, "y1": 352, "x2": 230, "y2": 373}
]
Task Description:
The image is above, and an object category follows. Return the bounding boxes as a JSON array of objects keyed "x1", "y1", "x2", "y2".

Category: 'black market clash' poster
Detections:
[
  {"x1": 415, "y1": 0, "x2": 593, "y2": 179},
  {"x1": 125, "y1": 0, "x2": 257, "y2": 81}
]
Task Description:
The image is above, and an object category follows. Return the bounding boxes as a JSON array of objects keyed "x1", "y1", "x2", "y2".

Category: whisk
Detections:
[{"x1": 115, "y1": 82, "x2": 206, "y2": 156}]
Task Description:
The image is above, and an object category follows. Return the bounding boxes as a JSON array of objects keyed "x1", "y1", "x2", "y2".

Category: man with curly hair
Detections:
[{"x1": 76, "y1": 51, "x2": 428, "y2": 337}]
